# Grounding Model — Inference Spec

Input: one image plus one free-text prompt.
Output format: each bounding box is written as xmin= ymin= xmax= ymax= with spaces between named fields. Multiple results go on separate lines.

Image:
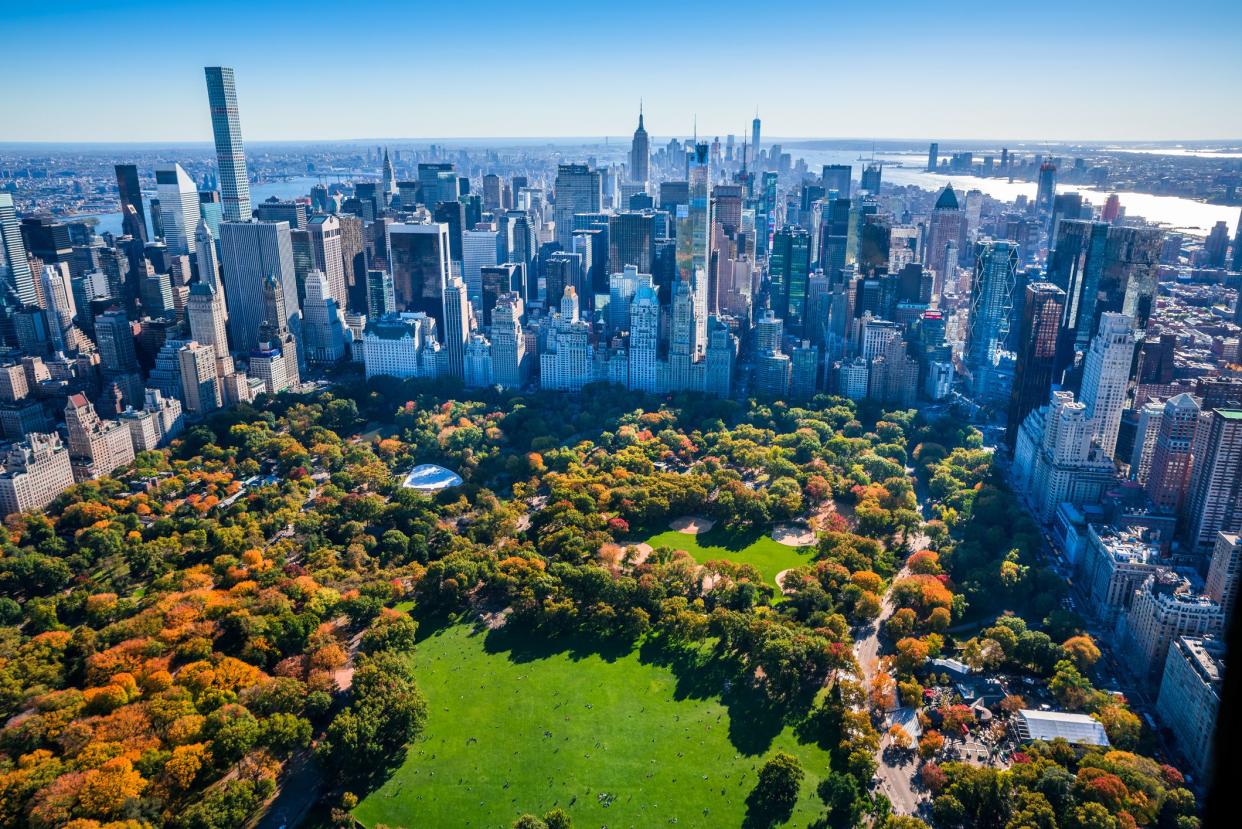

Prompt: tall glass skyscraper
xmin=204 ymin=66 xmax=252 ymax=222
xmin=0 ymin=194 xmax=37 ymax=308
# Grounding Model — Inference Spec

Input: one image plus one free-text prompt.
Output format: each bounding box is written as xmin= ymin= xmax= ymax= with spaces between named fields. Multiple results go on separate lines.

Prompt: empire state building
xmin=629 ymin=104 xmax=649 ymax=185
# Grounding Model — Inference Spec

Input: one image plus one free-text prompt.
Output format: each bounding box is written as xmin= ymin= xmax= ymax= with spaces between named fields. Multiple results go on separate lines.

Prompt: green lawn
xmin=354 ymin=624 xmax=836 ymax=829
xmin=641 ymin=526 xmax=816 ymax=591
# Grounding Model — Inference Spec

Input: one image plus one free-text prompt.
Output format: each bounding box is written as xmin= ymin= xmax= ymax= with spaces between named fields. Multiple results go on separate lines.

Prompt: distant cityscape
xmin=0 ymin=63 xmax=1240 ymax=823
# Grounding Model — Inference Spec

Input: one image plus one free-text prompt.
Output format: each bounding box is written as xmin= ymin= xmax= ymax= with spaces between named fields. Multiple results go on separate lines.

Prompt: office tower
xmin=178 ymin=342 xmax=222 ymax=416
xmin=1007 ymin=282 xmax=1066 ymax=447
xmin=381 ymin=149 xmax=397 ymax=203
xmin=366 ymin=269 xmax=395 ymax=319
xmin=95 ymin=309 xmax=140 ymax=375
xmin=433 ymin=201 xmax=465 ymax=265
xmin=1206 ymin=532 xmax=1241 ymax=623
xmin=1232 ymin=211 xmax=1242 ymax=271
xmin=608 ymin=211 xmax=655 ymax=277
xmin=630 ymin=105 xmax=649 ymax=184
xmin=255 ymin=199 xmax=307 ymax=230
xmin=965 ymin=239 xmax=1018 ymax=397
xmin=1202 ymin=221 xmax=1229 ymax=267
xmin=1012 ymin=391 xmax=1116 ymax=521
xmin=115 ymin=164 xmax=148 ymax=242
xmin=0 ymin=194 xmax=38 ymax=308
xmin=155 ymin=164 xmax=201 ymax=256
xmin=442 ymin=275 xmax=470 ymax=380
xmin=306 ymin=215 xmax=346 ymax=303
xmin=0 ymin=433 xmax=75 ymax=517
xmin=860 ymin=163 xmax=882 ymax=193
xmin=479 ymin=263 xmax=521 ymax=327
xmin=769 ymin=226 xmax=812 ymax=334
xmin=1183 ymin=409 xmax=1242 ymax=553
xmin=1048 ymin=219 xmax=1109 ymax=361
xmin=219 ymin=220 xmax=298 ymax=355
xmin=925 ymin=185 xmax=966 ymax=294
xmin=1145 ymin=393 xmax=1201 ymax=511
xmin=1036 ymin=162 xmax=1057 ymax=213
xmin=490 ymin=293 xmax=527 ymax=388
xmin=544 ymin=251 xmax=583 ymax=313
xmin=386 ymin=223 xmax=450 ymax=324
xmin=482 ymin=174 xmax=502 ymax=212
xmin=553 ymin=164 xmax=602 ymax=250
xmin=462 ymin=228 xmax=498 ymax=303
xmin=300 ymin=271 xmax=346 ymax=364
xmin=751 ymin=112 xmax=761 ymax=158
xmin=926 ymin=143 xmax=939 ymax=172
xmin=1078 ymin=312 xmax=1135 ymax=458
xmin=204 ymin=67 xmax=252 ymax=222
xmin=416 ymin=163 xmax=458 ymax=208
xmin=1155 ymin=636 xmax=1223 ymax=780
xmin=820 ymin=165 xmax=851 ymax=199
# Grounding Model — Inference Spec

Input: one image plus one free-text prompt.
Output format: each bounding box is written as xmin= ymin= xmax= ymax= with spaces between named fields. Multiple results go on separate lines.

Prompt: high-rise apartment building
xmin=965 ymin=239 xmax=1018 ymax=400
xmin=490 ymin=293 xmax=527 ymax=389
xmin=307 ymin=215 xmax=347 ymax=304
xmin=0 ymin=433 xmax=75 ymax=517
xmin=1146 ymin=393 xmax=1201 ymax=512
xmin=178 ymin=342 xmax=222 ymax=416
xmin=204 ymin=67 xmax=252 ymax=222
xmin=1183 ymin=409 xmax=1242 ymax=554
xmin=1205 ymin=532 xmax=1241 ymax=624
xmin=441 ymin=275 xmax=470 ymax=380
xmin=1079 ymin=312 xmax=1135 ymax=458
xmin=64 ymin=393 xmax=135 ymax=481
xmin=769 ymin=226 xmax=812 ymax=335
xmin=1155 ymin=636 xmax=1223 ymax=779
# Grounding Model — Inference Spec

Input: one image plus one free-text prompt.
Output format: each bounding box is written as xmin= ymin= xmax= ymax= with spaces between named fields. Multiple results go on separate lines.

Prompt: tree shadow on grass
xmin=638 ymin=636 xmax=797 ymax=757
xmin=480 ymin=622 xmax=639 ymax=665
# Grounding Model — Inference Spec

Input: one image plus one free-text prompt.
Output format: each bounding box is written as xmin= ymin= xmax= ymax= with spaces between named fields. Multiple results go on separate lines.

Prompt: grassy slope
xmin=354 ymin=624 xmax=835 ymax=829
xmin=642 ymin=526 xmax=816 ymax=591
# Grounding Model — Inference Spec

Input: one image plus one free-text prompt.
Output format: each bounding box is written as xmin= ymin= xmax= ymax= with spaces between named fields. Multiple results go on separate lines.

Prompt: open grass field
xmin=642 ymin=525 xmax=817 ymax=591
xmin=353 ymin=623 xmax=836 ymax=829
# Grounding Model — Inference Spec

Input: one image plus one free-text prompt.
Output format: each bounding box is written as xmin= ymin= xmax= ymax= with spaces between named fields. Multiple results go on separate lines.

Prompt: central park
xmin=0 ymin=377 xmax=1200 ymax=829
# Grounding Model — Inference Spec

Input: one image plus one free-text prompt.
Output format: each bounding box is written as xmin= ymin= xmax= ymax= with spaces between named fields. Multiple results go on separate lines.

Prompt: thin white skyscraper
xmin=155 ymin=163 xmax=201 ymax=256
xmin=442 ymin=275 xmax=470 ymax=380
xmin=1079 ymin=312 xmax=1135 ymax=459
xmin=204 ymin=67 xmax=252 ymax=222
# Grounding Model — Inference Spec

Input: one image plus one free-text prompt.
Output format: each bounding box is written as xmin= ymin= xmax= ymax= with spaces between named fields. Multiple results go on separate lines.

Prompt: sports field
xmin=353 ymin=623 xmax=836 ymax=828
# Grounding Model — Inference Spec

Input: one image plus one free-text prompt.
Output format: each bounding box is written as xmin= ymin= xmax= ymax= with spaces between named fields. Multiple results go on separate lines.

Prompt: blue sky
xmin=4 ymin=0 xmax=1240 ymax=142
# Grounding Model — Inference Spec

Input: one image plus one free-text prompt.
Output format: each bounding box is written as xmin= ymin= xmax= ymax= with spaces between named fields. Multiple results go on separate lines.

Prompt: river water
xmin=797 ymin=150 xmax=1241 ymax=237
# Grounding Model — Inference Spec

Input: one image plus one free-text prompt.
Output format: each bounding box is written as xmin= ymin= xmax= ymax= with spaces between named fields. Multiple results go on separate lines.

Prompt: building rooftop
xmin=1015 ymin=709 xmax=1110 ymax=747
xmin=401 ymin=463 xmax=463 ymax=492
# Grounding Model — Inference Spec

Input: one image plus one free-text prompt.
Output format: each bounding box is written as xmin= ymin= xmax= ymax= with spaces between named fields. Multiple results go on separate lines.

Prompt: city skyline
xmin=3 ymin=0 xmax=1241 ymax=143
